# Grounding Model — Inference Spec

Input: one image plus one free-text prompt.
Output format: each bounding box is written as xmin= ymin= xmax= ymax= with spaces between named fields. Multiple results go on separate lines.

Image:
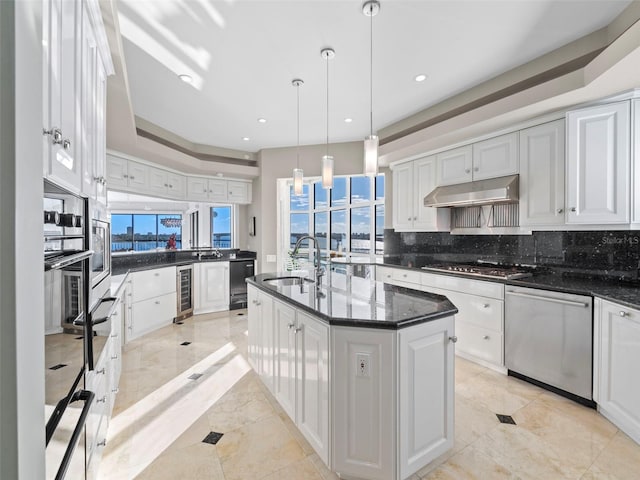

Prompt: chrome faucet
xmin=292 ymin=235 xmax=325 ymax=285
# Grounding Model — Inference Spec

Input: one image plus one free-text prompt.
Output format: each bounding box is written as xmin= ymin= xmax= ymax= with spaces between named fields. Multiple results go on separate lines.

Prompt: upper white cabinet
xmin=594 ymin=298 xmax=640 ymax=444
xmin=472 ymin=132 xmax=519 ymax=181
xmin=436 ymin=145 xmax=473 ymax=186
xmin=148 ymin=166 xmax=186 ymax=199
xmin=106 ymin=156 xmax=149 ymax=190
xmin=435 ymin=133 xmax=518 ymax=186
xmin=633 ymin=99 xmax=640 ymax=225
xmin=392 ymin=156 xmax=449 ymax=232
xmin=228 ymin=180 xmax=252 ymax=203
xmin=566 ymin=101 xmax=631 ymax=224
xmin=519 ymin=120 xmax=566 ymax=226
xmin=43 ymin=0 xmax=82 ymax=193
xmin=186 ymin=177 xmax=252 ymax=204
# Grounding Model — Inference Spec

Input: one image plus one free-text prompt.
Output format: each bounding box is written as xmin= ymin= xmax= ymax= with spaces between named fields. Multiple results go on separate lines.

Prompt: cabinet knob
xmin=413 ymin=216 xmax=417 ymax=220
xmin=449 ymin=336 xmax=458 ymax=343
xmin=294 ymin=327 xmax=303 ymax=333
xmin=123 ymin=174 xmax=129 ymax=179
xmin=62 ymin=139 xmax=71 ymax=150
xmin=465 ymin=169 xmax=470 ymax=174
xmin=110 ymin=333 xmax=118 ymax=338
xmin=97 ymin=368 xmax=106 ymax=375
xmin=474 ymin=167 xmax=479 ymax=172
xmin=571 ymin=207 xmax=576 ymax=212
xmin=288 ymin=323 xmax=295 ymax=329
xmin=130 ymin=175 xmax=135 ymax=180
xmin=97 ymin=439 xmax=107 ymax=447
xmin=619 ymin=311 xmax=628 ymax=317
xmin=483 ymin=335 xmax=490 ymax=340
xmin=407 ymin=217 xmax=411 ymax=221
xmin=255 ymin=301 xmax=261 ymax=306
xmin=112 ymin=388 xmax=119 ymax=394
xmin=403 ymin=274 xmax=407 ymax=278
xmin=164 ymin=183 xmax=168 ymax=187
xmin=557 ymin=208 xmax=563 ymax=214
xmin=43 ymin=127 xmax=63 ymax=145
xmin=111 ymin=354 xmax=118 ymax=360
xmin=169 ymin=184 xmax=173 ymax=188
xmin=155 ymin=300 xmax=160 ymax=305
xmin=252 ymin=299 xmax=257 ymax=305
xmin=482 ymin=303 xmax=489 ymax=309
xmin=154 ymin=273 xmax=160 ymax=276
xmin=97 ymin=395 xmax=107 ymax=403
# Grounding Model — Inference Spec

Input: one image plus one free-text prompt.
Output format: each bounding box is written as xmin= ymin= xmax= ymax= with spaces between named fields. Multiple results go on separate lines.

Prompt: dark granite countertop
xmin=247 ymin=265 xmax=458 ymax=330
xmin=111 ymin=249 xmax=257 ymax=276
xmin=381 ymin=259 xmax=640 ymax=310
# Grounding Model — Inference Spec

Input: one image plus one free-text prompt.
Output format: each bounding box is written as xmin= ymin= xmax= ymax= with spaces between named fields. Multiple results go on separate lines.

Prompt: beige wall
xmin=250 ymin=141 xmax=367 ymax=273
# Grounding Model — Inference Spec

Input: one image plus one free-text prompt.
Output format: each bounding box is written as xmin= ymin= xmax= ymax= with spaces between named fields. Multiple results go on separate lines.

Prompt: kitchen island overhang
xmin=246 ymin=264 xmax=458 ymax=480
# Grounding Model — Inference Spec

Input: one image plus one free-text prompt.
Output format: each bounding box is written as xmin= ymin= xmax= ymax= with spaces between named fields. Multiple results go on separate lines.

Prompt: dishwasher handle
xmin=505 ymin=290 xmax=589 ymax=308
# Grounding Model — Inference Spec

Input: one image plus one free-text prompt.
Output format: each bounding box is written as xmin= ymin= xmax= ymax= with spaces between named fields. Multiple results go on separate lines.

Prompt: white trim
xmin=86 ymin=0 xmax=115 ymax=75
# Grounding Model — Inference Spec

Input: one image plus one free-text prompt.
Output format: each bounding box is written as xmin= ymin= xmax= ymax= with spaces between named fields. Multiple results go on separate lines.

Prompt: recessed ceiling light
xmin=257 ymin=118 xmax=267 ymax=124
xmin=242 ymin=137 xmax=250 ymax=141
xmin=344 ymin=118 xmax=353 ymax=123
xmin=414 ymin=74 xmax=427 ymax=82
xmin=178 ymin=74 xmax=193 ymax=84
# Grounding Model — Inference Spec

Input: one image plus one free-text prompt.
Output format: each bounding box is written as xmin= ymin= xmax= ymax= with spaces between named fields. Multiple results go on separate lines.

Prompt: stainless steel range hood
xmin=424 ymin=174 xmax=519 ymax=208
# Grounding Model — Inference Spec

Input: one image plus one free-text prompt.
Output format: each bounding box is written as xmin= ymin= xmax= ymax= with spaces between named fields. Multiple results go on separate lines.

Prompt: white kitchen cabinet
xmin=148 ymin=166 xmax=186 ymax=199
xmin=632 ymin=99 xmax=640 ymax=225
xmin=392 ymin=156 xmax=449 ymax=232
xmin=519 ymin=120 xmax=566 ymax=226
xmin=273 ymin=299 xmax=298 ymax=420
xmin=194 ymin=262 xmax=229 ymax=314
xmin=186 ymin=176 xmax=252 ymax=203
xmin=398 ymin=316 xmax=455 ymax=479
xmin=131 ymin=266 xmax=175 ymax=303
xmin=43 ymin=0 xmax=82 ymax=193
xmin=594 ymin=298 xmax=640 ymax=444
xmin=296 ymin=310 xmax=330 ymax=464
xmin=566 ymin=101 xmax=630 ymax=224
xmin=247 ymin=285 xmax=275 ymax=391
xmin=208 ymin=179 xmax=228 ymax=202
xmin=472 ymin=132 xmax=518 ymax=181
xmin=186 ymin=176 xmax=209 ymax=200
xmin=105 ymin=156 xmax=150 ymax=191
xmin=228 ymin=180 xmax=252 ymax=203
xmin=436 ymin=145 xmax=473 ymax=186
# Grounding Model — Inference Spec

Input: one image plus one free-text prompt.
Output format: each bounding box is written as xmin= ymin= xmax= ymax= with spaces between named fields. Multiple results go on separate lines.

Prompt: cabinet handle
xmin=465 ymin=168 xmax=470 ymax=174
xmin=130 ymin=175 xmax=135 ymax=180
xmin=154 ymin=273 xmax=160 ymax=276
xmin=155 ymin=300 xmax=160 ymax=305
xmin=557 ymin=208 xmax=563 ymax=214
xmin=413 ymin=216 xmax=417 ymax=220
xmin=112 ymin=388 xmax=119 ymax=394
xmin=255 ymin=301 xmax=261 ymax=306
xmin=97 ymin=395 xmax=107 ymax=404
xmin=294 ymin=327 xmax=303 ymax=333
xmin=403 ymin=274 xmax=407 ymax=278
xmin=123 ymin=174 xmax=129 ymax=179
xmin=62 ymin=139 xmax=71 ymax=150
xmin=164 ymin=183 xmax=168 ymax=187
xmin=619 ymin=311 xmax=628 ymax=317
xmin=483 ymin=335 xmax=490 ymax=340
xmin=386 ymin=274 xmax=391 ymax=278
xmin=110 ymin=333 xmax=118 ymax=338
xmin=97 ymin=368 xmax=106 ymax=375
xmin=449 ymin=336 xmax=458 ymax=343
xmin=111 ymin=354 xmax=118 ymax=360
xmin=474 ymin=167 xmax=479 ymax=172
xmin=482 ymin=303 xmax=489 ymax=309
xmin=252 ymin=299 xmax=257 ymax=305
xmin=43 ymin=127 xmax=63 ymax=145
xmin=288 ymin=323 xmax=295 ymax=329
xmin=97 ymin=439 xmax=107 ymax=447
xmin=169 ymin=184 xmax=173 ymax=188
xmin=407 ymin=217 xmax=411 ymax=221
xmin=571 ymin=207 xmax=576 ymax=212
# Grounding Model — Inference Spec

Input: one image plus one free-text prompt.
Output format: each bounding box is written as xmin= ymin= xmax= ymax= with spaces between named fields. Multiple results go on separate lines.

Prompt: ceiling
xmin=118 ymin=0 xmax=632 ymax=154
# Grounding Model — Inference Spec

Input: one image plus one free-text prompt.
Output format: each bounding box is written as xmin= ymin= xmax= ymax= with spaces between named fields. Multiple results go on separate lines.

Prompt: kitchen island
xmin=247 ymin=264 xmax=458 ymax=480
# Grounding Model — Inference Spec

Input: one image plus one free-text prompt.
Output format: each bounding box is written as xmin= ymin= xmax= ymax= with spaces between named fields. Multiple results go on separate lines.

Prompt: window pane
xmin=290 ymin=184 xmax=310 ymax=211
xmin=158 ymin=214 xmax=182 ymax=249
xmin=330 ymin=210 xmax=346 ymax=251
xmin=290 ymin=213 xmax=309 ymax=249
xmin=314 ymin=212 xmax=328 ymax=251
xmin=331 ymin=177 xmax=347 ymax=207
xmin=375 ymin=204 xmax=385 ymax=254
xmin=111 ymin=214 xmax=133 ymax=252
xmin=375 ymin=175 xmax=385 ymax=200
xmin=212 ymin=206 xmax=232 ymax=248
xmin=350 ymin=176 xmax=370 ymax=203
xmin=350 ymin=207 xmax=370 ymax=254
xmin=133 ymin=214 xmax=158 ymax=251
xmin=314 ymin=181 xmax=328 ymax=209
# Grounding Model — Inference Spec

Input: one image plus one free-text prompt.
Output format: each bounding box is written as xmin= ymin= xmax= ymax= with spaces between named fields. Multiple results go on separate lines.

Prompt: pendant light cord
xmin=369 ymin=3 xmax=373 ymax=137
xmin=326 ymin=55 xmax=330 ymax=157
xmin=296 ymin=83 xmax=300 ymax=169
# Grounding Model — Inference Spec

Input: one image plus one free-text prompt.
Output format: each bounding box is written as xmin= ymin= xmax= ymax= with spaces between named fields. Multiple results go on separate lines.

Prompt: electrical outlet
xmin=356 ymin=353 xmax=370 ymax=378
xmin=266 ymin=254 xmax=277 ymax=263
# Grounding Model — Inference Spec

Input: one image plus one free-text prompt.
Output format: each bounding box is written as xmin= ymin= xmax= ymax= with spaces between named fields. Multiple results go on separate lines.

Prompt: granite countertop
xmin=247 ymin=265 xmax=458 ymax=330
xmin=382 ymin=259 xmax=640 ymax=310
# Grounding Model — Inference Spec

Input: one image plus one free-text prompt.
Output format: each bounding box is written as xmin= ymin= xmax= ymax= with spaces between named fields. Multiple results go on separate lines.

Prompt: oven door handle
xmin=89 ymin=296 xmax=119 ymax=325
xmin=505 ymin=290 xmax=589 ymax=308
xmin=54 ymin=389 xmax=95 ymax=480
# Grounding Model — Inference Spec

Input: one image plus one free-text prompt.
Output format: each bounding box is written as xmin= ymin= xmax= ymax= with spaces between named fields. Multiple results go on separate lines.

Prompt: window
xmin=282 ymin=174 xmax=385 ymax=263
xmin=111 ymin=213 xmax=182 ymax=252
xmin=211 ymin=206 xmax=233 ymax=248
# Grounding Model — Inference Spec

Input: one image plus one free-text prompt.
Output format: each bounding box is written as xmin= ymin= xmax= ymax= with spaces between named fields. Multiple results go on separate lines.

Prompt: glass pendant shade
xmin=321 ymin=155 xmax=334 ymax=188
xmin=363 ymin=134 xmax=379 ymax=176
xmin=293 ymin=167 xmax=304 ymax=195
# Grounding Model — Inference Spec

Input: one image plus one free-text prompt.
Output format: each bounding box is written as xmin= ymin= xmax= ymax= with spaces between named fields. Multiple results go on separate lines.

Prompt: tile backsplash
xmin=384 ymin=230 xmax=640 ymax=281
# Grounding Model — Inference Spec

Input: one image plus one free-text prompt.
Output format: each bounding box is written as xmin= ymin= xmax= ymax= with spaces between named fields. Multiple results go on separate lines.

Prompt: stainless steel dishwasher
xmin=505 ymin=285 xmax=593 ymax=404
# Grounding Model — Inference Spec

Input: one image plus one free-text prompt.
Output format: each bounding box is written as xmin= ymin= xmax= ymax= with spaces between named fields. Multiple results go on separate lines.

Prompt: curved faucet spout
xmin=292 ymin=235 xmax=325 ymax=284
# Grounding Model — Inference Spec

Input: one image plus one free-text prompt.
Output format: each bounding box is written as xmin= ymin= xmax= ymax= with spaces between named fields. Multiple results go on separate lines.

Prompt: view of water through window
xmin=112 ymin=214 xmax=182 ymax=252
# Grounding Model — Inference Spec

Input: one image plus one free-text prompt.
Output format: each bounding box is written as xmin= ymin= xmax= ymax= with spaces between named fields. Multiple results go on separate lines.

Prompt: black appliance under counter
xmin=247 ymin=265 xmax=457 ymax=330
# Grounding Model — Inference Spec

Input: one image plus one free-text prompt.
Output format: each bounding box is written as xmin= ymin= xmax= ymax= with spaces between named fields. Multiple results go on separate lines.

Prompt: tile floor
xmin=98 ymin=310 xmax=640 ymax=480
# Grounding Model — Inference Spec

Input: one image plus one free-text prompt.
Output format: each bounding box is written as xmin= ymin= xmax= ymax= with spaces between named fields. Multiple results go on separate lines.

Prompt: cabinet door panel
xmin=259 ymin=294 xmax=275 ymax=391
xmin=392 ymin=162 xmax=414 ymax=230
xmin=519 ymin=120 xmax=565 ymax=226
xmin=131 ymin=266 xmax=176 ymax=303
xmin=296 ymin=312 xmax=329 ymax=464
xmin=472 ymin=133 xmax=518 ymax=181
xmin=147 ymin=167 xmax=169 ymax=196
xmin=414 ymin=156 xmax=449 ymax=231
xmin=208 ymin=179 xmax=228 ymax=202
xmin=167 ymin=173 xmax=186 ymax=199
xmin=130 ymin=292 xmax=176 ymax=341
xmin=106 ymin=155 xmax=129 ymax=188
xmin=194 ymin=262 xmax=229 ymax=313
xmin=228 ymin=181 xmax=251 ymax=204
xmin=632 ymin=99 xmax=640 ymax=225
xmin=187 ymin=177 xmax=209 ymax=201
xmin=247 ymin=286 xmax=261 ymax=372
xmin=274 ymin=300 xmax=297 ymax=420
xmin=436 ymin=145 xmax=473 ymax=186
xmin=127 ymin=162 xmax=149 ymax=190
xmin=566 ymin=102 xmax=630 ymax=224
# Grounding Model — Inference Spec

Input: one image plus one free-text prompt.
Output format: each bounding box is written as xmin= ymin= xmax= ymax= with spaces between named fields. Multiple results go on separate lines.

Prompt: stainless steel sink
xmin=263 ymin=276 xmax=315 ymax=286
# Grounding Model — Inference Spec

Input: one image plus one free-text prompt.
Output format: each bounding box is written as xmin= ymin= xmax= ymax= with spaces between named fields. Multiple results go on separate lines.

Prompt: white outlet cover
xmin=356 ymin=353 xmax=370 ymax=378
xmin=266 ymin=254 xmax=277 ymax=263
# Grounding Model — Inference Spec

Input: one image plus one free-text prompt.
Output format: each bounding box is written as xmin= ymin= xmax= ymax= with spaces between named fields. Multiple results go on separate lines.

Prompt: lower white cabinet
xmin=194 ymin=262 xmax=229 ymax=314
xmin=247 ymin=285 xmax=275 ymax=391
xmin=594 ymin=298 xmax=640 ymax=444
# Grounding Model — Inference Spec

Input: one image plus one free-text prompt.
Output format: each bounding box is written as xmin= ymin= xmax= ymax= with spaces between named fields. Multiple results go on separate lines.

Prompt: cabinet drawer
xmin=391 ymin=268 xmax=422 ymax=286
xmin=456 ymin=321 xmax=503 ymax=366
xmin=421 ymin=272 xmax=504 ymax=300
xmin=447 ymin=291 xmax=503 ymax=332
xmin=131 ymin=292 xmax=177 ymax=340
xmin=131 ymin=266 xmax=176 ymax=302
xmin=376 ymin=266 xmax=394 ymax=283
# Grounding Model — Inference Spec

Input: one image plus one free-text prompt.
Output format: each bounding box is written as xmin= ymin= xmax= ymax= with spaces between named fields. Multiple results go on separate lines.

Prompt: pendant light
xmin=292 ymin=78 xmax=304 ymax=195
xmin=363 ymin=0 xmax=380 ymax=176
xmin=321 ymin=48 xmax=335 ymax=189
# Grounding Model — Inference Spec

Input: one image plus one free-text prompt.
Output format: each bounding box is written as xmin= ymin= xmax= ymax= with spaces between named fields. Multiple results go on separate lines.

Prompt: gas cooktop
xmin=421 ymin=264 xmax=533 ymax=280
